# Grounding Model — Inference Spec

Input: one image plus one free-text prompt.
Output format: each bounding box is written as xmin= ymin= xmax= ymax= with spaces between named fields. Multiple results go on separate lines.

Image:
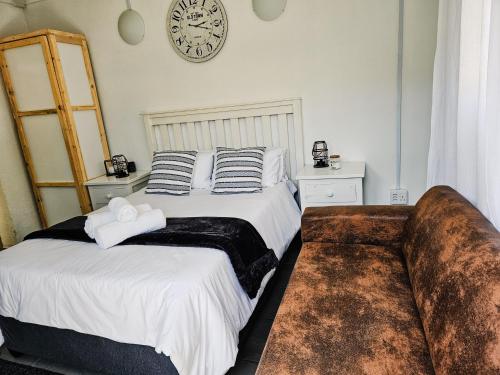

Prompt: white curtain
xmin=428 ymin=0 xmax=500 ymax=229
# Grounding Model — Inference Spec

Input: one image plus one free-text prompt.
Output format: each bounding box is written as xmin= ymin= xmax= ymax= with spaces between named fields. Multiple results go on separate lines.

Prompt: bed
xmin=0 ymin=99 xmax=305 ymax=375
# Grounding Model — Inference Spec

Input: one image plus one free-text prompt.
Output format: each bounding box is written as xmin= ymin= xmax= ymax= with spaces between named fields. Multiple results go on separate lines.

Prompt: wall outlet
xmin=390 ymin=189 xmax=408 ymax=205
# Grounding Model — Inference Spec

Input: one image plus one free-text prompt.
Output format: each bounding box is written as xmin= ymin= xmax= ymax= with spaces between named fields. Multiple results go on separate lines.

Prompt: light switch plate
xmin=390 ymin=189 xmax=408 ymax=205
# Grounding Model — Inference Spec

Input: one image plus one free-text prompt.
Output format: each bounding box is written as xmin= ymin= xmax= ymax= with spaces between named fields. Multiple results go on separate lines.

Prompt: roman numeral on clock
xmin=172 ymin=9 xmax=181 ymax=22
xmin=178 ymin=0 xmax=187 ymax=11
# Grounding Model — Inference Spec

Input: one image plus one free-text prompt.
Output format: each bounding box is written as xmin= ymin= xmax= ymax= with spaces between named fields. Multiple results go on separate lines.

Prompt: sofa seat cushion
xmin=258 ymin=242 xmax=433 ymax=375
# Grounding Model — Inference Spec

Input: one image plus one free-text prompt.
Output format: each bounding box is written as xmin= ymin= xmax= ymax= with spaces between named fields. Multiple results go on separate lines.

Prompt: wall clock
xmin=167 ymin=0 xmax=228 ymax=63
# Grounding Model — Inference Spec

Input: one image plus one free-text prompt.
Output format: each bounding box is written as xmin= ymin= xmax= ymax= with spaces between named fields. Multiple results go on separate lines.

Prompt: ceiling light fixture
xmin=252 ymin=0 xmax=287 ymax=22
xmin=118 ymin=0 xmax=145 ymax=45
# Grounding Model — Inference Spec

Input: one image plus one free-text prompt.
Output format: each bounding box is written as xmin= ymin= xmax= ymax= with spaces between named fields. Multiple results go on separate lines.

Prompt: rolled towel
xmin=85 ymin=204 xmax=153 ymax=239
xmin=84 ymin=211 xmax=114 ymax=239
xmin=134 ymin=203 xmax=153 ymax=215
xmin=94 ymin=209 xmax=166 ymax=249
xmin=109 ymin=197 xmax=138 ymax=222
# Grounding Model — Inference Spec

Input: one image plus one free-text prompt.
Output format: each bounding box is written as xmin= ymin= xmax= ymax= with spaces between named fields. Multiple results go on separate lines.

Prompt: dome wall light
xmin=252 ymin=0 xmax=287 ymax=21
xmin=118 ymin=0 xmax=145 ymax=45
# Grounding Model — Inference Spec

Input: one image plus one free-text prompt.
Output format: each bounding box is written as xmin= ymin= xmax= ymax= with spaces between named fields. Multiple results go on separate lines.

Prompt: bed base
xmin=0 ymin=316 xmax=178 ymax=375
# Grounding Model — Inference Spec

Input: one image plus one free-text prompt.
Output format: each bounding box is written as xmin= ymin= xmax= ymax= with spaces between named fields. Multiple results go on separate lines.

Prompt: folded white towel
xmin=84 ymin=211 xmax=114 ymax=239
xmin=135 ymin=204 xmax=153 ymax=214
xmin=94 ymin=209 xmax=166 ymax=249
xmin=84 ymin=204 xmax=152 ymax=239
xmin=109 ymin=197 xmax=138 ymax=222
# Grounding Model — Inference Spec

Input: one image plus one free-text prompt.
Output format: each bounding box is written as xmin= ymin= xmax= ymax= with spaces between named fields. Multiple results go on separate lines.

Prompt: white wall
xmin=0 ymin=1 xmax=40 ymax=243
xmin=19 ymin=0 xmax=438 ymax=204
xmin=401 ymin=0 xmax=438 ymax=203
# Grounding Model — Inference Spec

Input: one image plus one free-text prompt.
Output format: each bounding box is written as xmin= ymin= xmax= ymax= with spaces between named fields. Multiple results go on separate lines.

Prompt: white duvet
xmin=0 ymin=182 xmax=301 ymax=375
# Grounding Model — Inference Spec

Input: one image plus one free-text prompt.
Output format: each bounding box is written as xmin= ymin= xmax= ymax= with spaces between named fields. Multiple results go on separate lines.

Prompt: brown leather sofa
xmin=257 ymin=186 xmax=499 ymax=374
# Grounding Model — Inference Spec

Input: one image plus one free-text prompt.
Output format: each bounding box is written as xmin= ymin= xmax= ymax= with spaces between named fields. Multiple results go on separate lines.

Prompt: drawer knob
xmin=106 ymin=192 xmax=114 ymax=199
xmin=327 ymin=192 xmax=335 ymax=198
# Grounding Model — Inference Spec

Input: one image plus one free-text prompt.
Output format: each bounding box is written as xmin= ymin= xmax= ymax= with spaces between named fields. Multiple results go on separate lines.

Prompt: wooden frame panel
xmin=18 ymin=108 xmax=58 ymax=116
xmin=80 ymin=39 xmax=110 ymax=160
xmin=0 ymin=29 xmax=112 ymax=225
xmin=47 ymin=36 xmax=90 ymax=188
xmin=44 ymin=35 xmax=92 ymax=214
xmin=0 ymin=29 xmax=85 ymax=44
xmin=142 ymin=99 xmax=305 ymax=182
xmin=0 ymin=37 xmax=48 ymax=227
xmin=47 ymin=33 xmax=111 ymax=213
xmin=37 ymin=182 xmax=76 ymax=187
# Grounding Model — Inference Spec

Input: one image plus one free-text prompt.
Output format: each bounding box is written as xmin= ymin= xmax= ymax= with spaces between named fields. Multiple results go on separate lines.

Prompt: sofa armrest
xmin=301 ymin=205 xmax=414 ymax=246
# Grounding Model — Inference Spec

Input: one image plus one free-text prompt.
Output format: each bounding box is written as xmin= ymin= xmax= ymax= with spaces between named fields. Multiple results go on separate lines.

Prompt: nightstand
xmin=84 ymin=171 xmax=150 ymax=210
xmin=296 ymin=162 xmax=365 ymax=212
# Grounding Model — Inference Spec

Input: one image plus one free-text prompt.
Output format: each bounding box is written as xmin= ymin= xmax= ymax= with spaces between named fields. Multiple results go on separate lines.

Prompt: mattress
xmin=0 ymin=182 xmax=301 ymax=375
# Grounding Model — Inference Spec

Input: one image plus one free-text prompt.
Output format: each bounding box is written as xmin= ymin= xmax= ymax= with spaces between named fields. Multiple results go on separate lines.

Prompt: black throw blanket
xmin=25 ymin=216 xmax=278 ymax=298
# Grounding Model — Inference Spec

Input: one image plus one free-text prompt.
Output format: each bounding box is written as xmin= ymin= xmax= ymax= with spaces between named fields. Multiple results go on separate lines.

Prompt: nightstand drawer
xmin=296 ymin=163 xmax=365 ymax=212
xmin=302 ymin=180 xmax=358 ymax=204
xmin=84 ymin=171 xmax=150 ymax=211
xmin=88 ymin=186 xmax=130 ymax=205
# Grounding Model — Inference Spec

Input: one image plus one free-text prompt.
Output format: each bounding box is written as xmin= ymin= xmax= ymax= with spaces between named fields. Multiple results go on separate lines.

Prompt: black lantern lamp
xmin=312 ymin=141 xmax=329 ymax=168
xmin=112 ymin=154 xmax=129 ymax=178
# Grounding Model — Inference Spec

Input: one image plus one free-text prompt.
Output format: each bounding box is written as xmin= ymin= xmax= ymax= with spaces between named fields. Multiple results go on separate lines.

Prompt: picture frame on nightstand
xmin=104 ymin=160 xmax=115 ymax=176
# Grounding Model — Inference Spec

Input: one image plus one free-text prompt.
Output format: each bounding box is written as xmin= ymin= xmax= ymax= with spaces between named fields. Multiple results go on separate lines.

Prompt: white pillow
xmin=192 ymin=151 xmax=214 ymax=189
xmin=262 ymin=148 xmax=285 ymax=187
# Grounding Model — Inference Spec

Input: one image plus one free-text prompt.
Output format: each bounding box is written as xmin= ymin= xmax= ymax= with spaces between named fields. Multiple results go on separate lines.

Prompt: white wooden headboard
xmin=142 ymin=99 xmax=305 ymax=181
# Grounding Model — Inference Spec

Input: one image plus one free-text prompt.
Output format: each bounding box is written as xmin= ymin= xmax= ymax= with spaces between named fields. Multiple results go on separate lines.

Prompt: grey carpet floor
xmin=0 ymin=358 xmax=60 ymax=374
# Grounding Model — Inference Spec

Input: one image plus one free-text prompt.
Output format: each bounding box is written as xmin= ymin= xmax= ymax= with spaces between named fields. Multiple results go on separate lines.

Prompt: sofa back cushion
xmin=402 ymin=186 xmax=500 ymax=374
xmin=302 ymin=205 xmax=413 ymax=247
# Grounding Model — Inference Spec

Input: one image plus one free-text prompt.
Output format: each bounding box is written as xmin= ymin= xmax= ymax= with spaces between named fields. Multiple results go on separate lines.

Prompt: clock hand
xmin=189 ymin=24 xmax=210 ymax=30
xmin=189 ymin=21 xmax=207 ymax=27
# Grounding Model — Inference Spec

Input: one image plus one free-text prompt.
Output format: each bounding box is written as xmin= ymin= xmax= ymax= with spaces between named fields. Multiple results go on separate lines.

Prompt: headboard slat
xmin=200 ymin=121 xmax=211 ymax=150
xmin=223 ymin=119 xmax=232 ymax=148
xmin=142 ymin=99 xmax=304 ymax=181
xmin=215 ymin=119 xmax=225 ymax=147
xmin=246 ymin=117 xmax=257 ymax=146
xmin=230 ymin=118 xmax=241 ymax=148
xmin=186 ymin=122 xmax=197 ymax=150
xmin=278 ymin=114 xmax=288 ymax=149
xmin=261 ymin=115 xmax=273 ymax=147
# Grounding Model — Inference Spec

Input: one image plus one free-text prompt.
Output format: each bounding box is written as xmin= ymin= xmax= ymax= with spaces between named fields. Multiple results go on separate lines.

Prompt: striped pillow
xmin=212 ymin=147 xmax=266 ymax=194
xmin=145 ymin=151 xmax=198 ymax=195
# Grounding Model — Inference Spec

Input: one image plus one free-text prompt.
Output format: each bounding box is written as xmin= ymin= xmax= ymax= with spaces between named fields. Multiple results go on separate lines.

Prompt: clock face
xmin=167 ymin=0 xmax=228 ymax=63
